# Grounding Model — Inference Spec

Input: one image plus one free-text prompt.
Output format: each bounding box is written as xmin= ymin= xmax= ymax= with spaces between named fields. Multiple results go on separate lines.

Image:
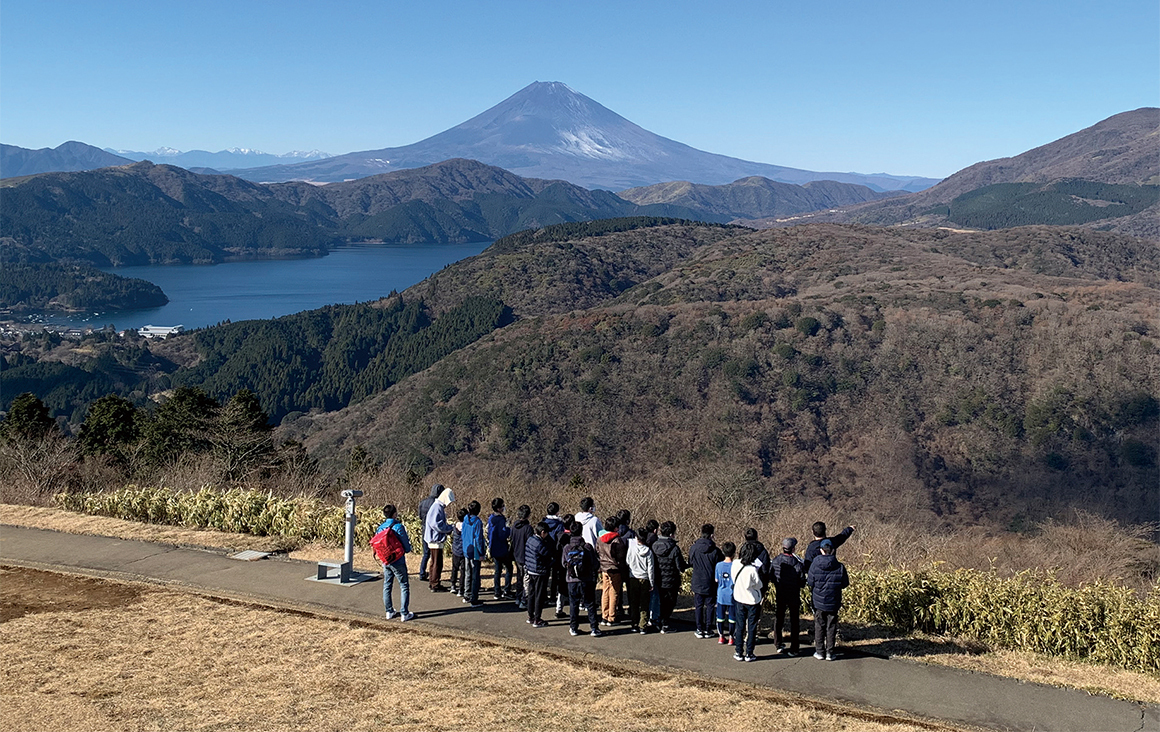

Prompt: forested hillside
xmin=0 ymin=159 xmax=721 ymax=265
xmin=0 ymin=262 xmax=168 ymax=311
xmin=289 ymin=223 xmax=1160 ymax=527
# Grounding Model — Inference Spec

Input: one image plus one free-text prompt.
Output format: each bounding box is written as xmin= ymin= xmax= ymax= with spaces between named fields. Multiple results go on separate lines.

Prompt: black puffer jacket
xmin=652 ymin=537 xmax=689 ymax=590
xmin=687 ymin=537 xmax=724 ymax=596
xmin=806 ymin=554 xmax=849 ymax=612
xmin=770 ymin=551 xmax=805 ymax=599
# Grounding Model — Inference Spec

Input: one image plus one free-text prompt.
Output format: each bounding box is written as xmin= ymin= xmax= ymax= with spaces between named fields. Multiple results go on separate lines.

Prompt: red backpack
xmin=371 ymin=524 xmax=406 ymax=565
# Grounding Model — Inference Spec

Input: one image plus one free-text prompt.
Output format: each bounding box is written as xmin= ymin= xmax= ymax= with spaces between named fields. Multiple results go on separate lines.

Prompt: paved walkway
xmin=2 ymin=525 xmax=1156 ymax=732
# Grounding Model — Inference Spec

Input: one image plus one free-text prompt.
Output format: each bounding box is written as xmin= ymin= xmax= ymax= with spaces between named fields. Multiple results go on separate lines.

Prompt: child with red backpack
xmin=373 ymin=504 xmax=414 ymax=621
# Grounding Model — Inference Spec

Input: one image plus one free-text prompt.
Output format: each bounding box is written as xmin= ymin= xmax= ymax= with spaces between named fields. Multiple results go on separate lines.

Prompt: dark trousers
xmin=493 ymin=556 xmax=513 ymax=597
xmin=449 ymin=554 xmax=465 ymax=592
xmin=693 ymin=592 xmax=715 ymax=634
xmin=815 ymin=609 xmax=839 ymax=654
xmin=568 ymin=580 xmax=599 ymax=632
xmin=736 ymin=601 xmax=761 ymax=657
xmin=526 ymin=572 xmax=548 ymax=622
xmin=626 ymin=576 xmax=651 ymax=629
xmin=466 ymin=558 xmax=482 ymax=603
xmin=426 ymin=546 xmax=444 ymax=590
xmin=658 ymin=587 xmax=679 ymax=628
xmin=419 ymin=543 xmax=431 ymax=580
xmin=775 ymin=594 xmax=800 ymax=651
xmin=514 ymin=562 xmax=526 ymax=602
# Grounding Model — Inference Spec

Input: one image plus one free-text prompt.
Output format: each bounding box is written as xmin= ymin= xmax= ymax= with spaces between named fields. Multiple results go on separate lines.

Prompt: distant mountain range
xmin=0 ymin=141 xmax=132 ymax=178
xmin=105 ymin=147 xmax=333 ymax=171
xmin=231 ymin=82 xmax=941 ymax=192
xmin=0 ymin=159 xmax=721 ymax=265
xmin=764 ymin=108 xmax=1160 ymax=239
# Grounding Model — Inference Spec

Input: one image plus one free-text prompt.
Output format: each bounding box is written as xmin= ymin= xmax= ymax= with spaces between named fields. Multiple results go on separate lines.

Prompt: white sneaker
xmin=385 ymin=611 xmax=396 ymax=620
xmin=400 ymin=612 xmax=415 ymax=622
xmin=813 ymin=651 xmax=825 ymax=660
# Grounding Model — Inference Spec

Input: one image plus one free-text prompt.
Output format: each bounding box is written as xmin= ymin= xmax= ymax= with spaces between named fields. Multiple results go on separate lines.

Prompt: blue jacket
xmin=806 ymin=554 xmax=849 ymax=612
xmin=525 ymin=534 xmax=553 ymax=575
xmin=487 ymin=513 xmax=511 ymax=558
xmin=715 ymin=560 xmax=735 ymax=606
xmin=374 ymin=518 xmax=413 ymax=555
xmin=461 ymin=515 xmax=486 ymax=560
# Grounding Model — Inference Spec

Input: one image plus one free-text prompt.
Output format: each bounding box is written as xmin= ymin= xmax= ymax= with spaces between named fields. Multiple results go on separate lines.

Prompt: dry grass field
xmin=0 ymin=567 xmax=959 ymax=732
xmin=4 ymin=503 xmax=1158 ymax=706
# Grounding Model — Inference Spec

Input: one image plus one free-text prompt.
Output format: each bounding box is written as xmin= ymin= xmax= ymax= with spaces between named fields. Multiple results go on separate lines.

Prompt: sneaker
xmin=659 ymin=625 xmax=669 ymax=634
xmin=430 ymin=585 xmax=449 ymax=593
xmin=813 ymin=652 xmax=825 ymax=660
xmin=775 ymin=645 xmax=786 ymax=654
xmin=826 ymin=653 xmax=836 ymax=661
xmin=784 ymin=649 xmax=797 ymax=657
xmin=693 ymin=630 xmax=705 ymax=638
xmin=570 ymin=628 xmax=580 ymax=636
xmin=745 ymin=655 xmax=757 ymax=663
xmin=469 ymin=601 xmax=484 ymax=607
xmin=733 ymin=652 xmax=745 ymax=662
xmin=400 ymin=611 xmax=415 ymax=622
xmin=717 ymin=636 xmax=727 ymax=645
xmin=630 ymin=625 xmax=640 ymax=633
xmin=531 ymin=620 xmax=549 ymax=629
xmin=590 ymin=629 xmax=604 ymax=638
xmin=463 ymin=597 xmax=472 ymax=604
xmin=638 ymin=626 xmax=648 ymax=635
xmin=517 ymin=602 xmax=526 ymax=610
xmin=555 ymin=610 xmax=568 ymax=619
xmin=728 ymin=637 xmax=735 ymax=646
xmin=384 ymin=610 xmax=396 ymax=620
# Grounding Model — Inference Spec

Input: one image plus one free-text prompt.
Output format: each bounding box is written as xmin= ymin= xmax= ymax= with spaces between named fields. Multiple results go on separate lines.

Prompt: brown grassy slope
xmin=289 ymin=224 xmax=1160 ymax=528
xmin=0 ymin=568 xmax=956 ymax=732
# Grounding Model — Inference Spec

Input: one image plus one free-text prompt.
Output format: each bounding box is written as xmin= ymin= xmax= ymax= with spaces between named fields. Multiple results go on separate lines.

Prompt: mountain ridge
xmin=759 ymin=108 xmax=1160 ymax=239
xmin=232 ymin=82 xmax=940 ymax=192
xmin=1 ymin=141 xmax=133 ymax=178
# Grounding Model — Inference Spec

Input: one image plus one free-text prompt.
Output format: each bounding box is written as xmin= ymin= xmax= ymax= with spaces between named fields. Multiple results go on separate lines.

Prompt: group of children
xmin=377 ymin=487 xmax=855 ymax=661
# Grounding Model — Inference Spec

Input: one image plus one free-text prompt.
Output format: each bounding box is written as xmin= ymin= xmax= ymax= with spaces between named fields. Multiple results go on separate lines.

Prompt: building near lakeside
xmin=138 ymin=324 xmax=184 ymax=339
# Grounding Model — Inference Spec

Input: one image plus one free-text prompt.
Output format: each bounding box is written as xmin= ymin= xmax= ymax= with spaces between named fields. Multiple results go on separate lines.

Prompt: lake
xmin=43 ymin=241 xmax=492 ymax=331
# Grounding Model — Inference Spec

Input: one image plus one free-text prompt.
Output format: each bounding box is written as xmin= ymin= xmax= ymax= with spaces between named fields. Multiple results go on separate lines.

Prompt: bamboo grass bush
xmin=55 ymin=485 xmax=424 ymax=553
xmin=831 ymin=565 xmax=1160 ymax=674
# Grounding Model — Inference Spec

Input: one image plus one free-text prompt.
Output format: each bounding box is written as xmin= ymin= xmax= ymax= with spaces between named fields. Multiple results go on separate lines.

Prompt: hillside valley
xmin=272 ymin=221 xmax=1160 ymax=529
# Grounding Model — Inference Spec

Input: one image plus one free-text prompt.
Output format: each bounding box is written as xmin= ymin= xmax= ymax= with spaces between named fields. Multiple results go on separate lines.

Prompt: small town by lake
xmin=33 ymin=241 xmax=492 ymax=332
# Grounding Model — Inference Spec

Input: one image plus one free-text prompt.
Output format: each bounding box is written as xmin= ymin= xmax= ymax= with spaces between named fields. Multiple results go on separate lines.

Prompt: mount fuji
xmin=234 ymin=82 xmax=938 ymax=192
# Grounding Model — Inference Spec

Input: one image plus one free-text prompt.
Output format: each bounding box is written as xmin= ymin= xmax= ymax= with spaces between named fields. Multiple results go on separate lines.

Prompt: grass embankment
xmin=0 ymin=567 xmax=955 ymax=732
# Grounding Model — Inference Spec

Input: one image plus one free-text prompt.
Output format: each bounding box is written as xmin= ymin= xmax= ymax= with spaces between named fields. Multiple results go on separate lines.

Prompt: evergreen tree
xmin=78 ymin=394 xmax=140 ymax=462
xmin=142 ymin=387 xmax=219 ymax=466
xmin=1 ymin=392 xmax=56 ymax=442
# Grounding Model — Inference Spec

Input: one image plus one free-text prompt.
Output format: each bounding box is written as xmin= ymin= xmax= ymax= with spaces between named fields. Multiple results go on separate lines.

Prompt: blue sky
xmin=1 ymin=0 xmax=1155 ymax=179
